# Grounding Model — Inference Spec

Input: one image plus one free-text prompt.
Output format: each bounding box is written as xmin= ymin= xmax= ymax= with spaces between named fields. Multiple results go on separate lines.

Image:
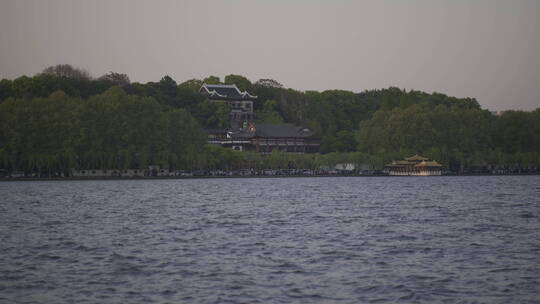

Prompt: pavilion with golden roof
xmin=385 ymin=154 xmax=443 ymax=176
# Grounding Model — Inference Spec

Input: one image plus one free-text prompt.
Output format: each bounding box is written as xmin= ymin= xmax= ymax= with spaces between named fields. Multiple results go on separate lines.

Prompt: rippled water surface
xmin=1 ymin=176 xmax=540 ymax=303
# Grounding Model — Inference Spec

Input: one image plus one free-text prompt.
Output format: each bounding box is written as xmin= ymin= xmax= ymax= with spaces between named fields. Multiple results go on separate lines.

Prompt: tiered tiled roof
xmin=405 ymin=154 xmax=430 ymax=161
xmin=252 ymin=124 xmax=314 ymax=138
xmin=199 ymin=84 xmax=258 ymax=101
xmin=414 ymin=160 xmax=442 ymax=167
xmin=386 ymin=155 xmax=441 ymax=168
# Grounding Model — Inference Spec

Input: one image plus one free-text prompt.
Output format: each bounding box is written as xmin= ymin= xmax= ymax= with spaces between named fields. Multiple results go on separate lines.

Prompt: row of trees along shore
xmin=1 ymin=64 xmax=539 ymax=176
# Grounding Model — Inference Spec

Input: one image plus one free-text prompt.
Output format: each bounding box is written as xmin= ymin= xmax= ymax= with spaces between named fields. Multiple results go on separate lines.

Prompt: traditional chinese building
xmin=200 ymin=83 xmax=320 ymax=153
xmin=199 ymin=83 xmax=257 ymax=128
xmin=208 ymin=123 xmax=320 ymax=153
xmin=385 ymin=154 xmax=443 ymax=176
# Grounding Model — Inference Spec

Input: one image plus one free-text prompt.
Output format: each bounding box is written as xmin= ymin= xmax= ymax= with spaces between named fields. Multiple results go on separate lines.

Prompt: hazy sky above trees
xmin=0 ymin=0 xmax=539 ymax=111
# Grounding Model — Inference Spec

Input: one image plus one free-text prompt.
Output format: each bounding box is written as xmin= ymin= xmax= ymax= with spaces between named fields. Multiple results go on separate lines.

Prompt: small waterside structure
xmin=385 ymin=155 xmax=443 ymax=176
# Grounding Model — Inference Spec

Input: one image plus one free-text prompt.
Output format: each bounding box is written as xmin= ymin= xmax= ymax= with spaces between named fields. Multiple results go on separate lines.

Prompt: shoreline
xmin=1 ymin=173 xmax=539 ymax=182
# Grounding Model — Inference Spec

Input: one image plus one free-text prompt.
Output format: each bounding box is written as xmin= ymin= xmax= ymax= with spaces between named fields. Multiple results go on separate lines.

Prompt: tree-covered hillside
xmin=1 ymin=64 xmax=539 ymax=175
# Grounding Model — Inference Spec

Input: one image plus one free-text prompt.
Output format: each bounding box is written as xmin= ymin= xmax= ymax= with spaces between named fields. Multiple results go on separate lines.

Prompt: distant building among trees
xmin=208 ymin=123 xmax=320 ymax=153
xmin=199 ymin=83 xmax=257 ymax=129
xmin=1 ymin=66 xmax=538 ymax=176
xmin=200 ymin=83 xmax=320 ymax=153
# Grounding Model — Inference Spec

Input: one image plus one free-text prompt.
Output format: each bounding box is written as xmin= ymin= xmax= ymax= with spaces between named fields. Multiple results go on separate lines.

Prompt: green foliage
xmin=98 ymin=72 xmax=130 ymax=87
xmin=178 ymin=79 xmax=203 ymax=92
xmin=255 ymin=100 xmax=284 ymax=124
xmin=494 ymin=110 xmax=540 ymax=154
xmin=224 ymin=74 xmax=252 ymax=91
xmin=167 ymin=109 xmax=207 ymax=169
xmin=1 ymin=68 xmax=539 ymax=174
xmin=191 ymin=100 xmax=231 ymax=129
xmin=321 ymin=130 xmax=358 ymax=153
xmin=74 ymin=87 xmax=172 ymax=169
xmin=0 ymin=79 xmax=14 ymax=102
xmin=203 ymin=76 xmax=221 ymax=85
xmin=41 ymin=64 xmax=91 ymax=80
xmin=0 ymin=87 xmax=206 ymax=174
xmin=355 ymin=103 xmax=540 ymax=172
xmin=0 ymin=91 xmax=79 ymax=175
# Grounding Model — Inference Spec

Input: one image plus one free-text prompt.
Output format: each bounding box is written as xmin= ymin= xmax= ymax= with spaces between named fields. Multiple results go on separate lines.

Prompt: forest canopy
xmin=0 ymin=64 xmax=539 ymax=175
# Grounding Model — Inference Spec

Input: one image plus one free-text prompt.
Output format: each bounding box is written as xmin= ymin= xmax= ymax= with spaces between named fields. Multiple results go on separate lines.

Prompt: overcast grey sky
xmin=1 ymin=0 xmax=539 ymax=111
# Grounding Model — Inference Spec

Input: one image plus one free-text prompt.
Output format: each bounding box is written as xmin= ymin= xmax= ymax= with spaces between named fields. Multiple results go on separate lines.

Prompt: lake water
xmin=1 ymin=176 xmax=540 ymax=303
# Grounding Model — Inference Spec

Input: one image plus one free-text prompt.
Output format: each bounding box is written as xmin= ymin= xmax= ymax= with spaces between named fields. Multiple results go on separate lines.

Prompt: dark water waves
xmin=1 ymin=176 xmax=540 ymax=303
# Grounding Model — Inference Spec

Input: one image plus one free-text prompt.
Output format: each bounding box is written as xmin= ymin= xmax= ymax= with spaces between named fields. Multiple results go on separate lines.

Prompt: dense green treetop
xmin=0 ymin=65 xmax=539 ymax=173
xmin=224 ymin=74 xmax=251 ymax=91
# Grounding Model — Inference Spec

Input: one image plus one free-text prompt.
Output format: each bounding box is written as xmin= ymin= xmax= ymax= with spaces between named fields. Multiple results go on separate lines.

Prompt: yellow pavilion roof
xmin=405 ymin=154 xmax=430 ymax=161
xmin=414 ymin=160 xmax=442 ymax=167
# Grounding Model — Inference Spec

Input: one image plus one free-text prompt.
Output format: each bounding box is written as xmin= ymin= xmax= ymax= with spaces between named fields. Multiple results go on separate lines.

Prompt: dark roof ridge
xmin=200 ymin=83 xmax=258 ymax=100
xmin=252 ymin=123 xmax=314 ymax=138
